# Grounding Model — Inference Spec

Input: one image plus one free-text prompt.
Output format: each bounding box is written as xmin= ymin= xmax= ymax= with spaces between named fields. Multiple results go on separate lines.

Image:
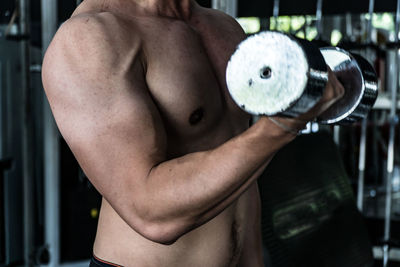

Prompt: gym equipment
xmin=0 ymin=158 xmax=12 ymax=264
xmin=318 ymin=47 xmax=378 ymax=124
xmin=383 ymin=0 xmax=400 ymax=265
xmin=226 ymin=31 xmax=379 ymax=125
xmin=258 ymin=132 xmax=374 ymax=267
xmin=311 ymin=0 xmax=331 ymax=48
xmin=272 ymin=0 xmax=279 ymax=30
xmin=356 ymin=0 xmax=376 ymax=217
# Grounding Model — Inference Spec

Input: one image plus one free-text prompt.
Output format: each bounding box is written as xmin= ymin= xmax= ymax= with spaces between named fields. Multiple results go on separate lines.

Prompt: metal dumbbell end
xmin=226 ymin=31 xmax=328 ymax=117
xmin=226 ymin=31 xmax=379 ymax=124
xmin=318 ymin=48 xmax=378 ymax=124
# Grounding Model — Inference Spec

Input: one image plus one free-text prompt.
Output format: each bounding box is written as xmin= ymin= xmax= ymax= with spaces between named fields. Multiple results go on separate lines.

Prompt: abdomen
xmin=93 ymin=184 xmax=260 ymax=267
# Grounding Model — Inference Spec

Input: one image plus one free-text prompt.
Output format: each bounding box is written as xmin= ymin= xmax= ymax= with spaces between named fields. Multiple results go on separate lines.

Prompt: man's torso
xmin=70 ymin=1 xmax=262 ymax=266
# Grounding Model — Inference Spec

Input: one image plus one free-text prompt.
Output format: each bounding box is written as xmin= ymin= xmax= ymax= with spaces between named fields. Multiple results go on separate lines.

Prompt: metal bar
xmin=0 ymin=161 xmax=4 ymax=264
xmin=383 ymin=0 xmax=400 ymax=266
xmin=19 ymin=0 xmax=34 ymax=266
xmin=396 ymin=0 xmax=400 ymax=40
xmin=272 ymin=0 xmax=280 ymax=30
xmin=4 ymin=61 xmax=12 ymax=265
xmin=345 ymin=13 xmax=352 ymax=39
xmin=366 ymin=0 xmax=375 ymax=43
xmin=41 ymin=0 xmax=59 ymax=266
xmin=357 ymin=0 xmax=375 ymax=214
xmin=212 ymin=0 xmax=237 ymax=17
xmin=357 ymin=118 xmax=367 ymax=211
xmin=0 ymin=62 xmax=3 ymax=157
xmin=315 ymin=0 xmax=323 ymax=38
xmin=333 ymin=125 xmax=340 ymax=145
xmin=0 ymin=61 xmax=3 ymax=265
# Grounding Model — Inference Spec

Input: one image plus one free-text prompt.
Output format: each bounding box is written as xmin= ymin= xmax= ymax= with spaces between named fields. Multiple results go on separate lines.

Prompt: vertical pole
xmin=19 ymin=0 xmax=34 ymax=266
xmin=383 ymin=1 xmax=400 ymax=266
xmin=0 ymin=62 xmax=2 ymax=156
xmin=272 ymin=0 xmax=280 ymax=30
xmin=333 ymin=126 xmax=340 ymax=145
xmin=366 ymin=0 xmax=375 ymax=44
xmin=357 ymin=0 xmax=375 ymax=213
xmin=212 ymin=0 xmax=237 ymax=17
xmin=315 ymin=0 xmax=323 ymax=39
xmin=41 ymin=1 xmax=59 ymax=266
xmin=345 ymin=13 xmax=353 ymax=39
xmin=357 ymin=119 xmax=367 ymax=210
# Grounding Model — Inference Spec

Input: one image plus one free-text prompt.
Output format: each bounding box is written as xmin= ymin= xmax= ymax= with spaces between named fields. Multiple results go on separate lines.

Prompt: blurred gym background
xmin=1 ymin=0 xmax=400 ymax=266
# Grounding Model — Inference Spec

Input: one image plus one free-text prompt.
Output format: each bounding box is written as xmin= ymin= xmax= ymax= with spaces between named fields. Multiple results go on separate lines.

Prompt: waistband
xmin=90 ymin=254 xmax=124 ymax=267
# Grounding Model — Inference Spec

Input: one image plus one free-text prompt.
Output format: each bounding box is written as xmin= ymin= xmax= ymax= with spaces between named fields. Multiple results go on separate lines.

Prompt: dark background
xmin=1 ymin=0 xmax=399 ymax=48
xmin=1 ymin=0 xmax=400 ymax=24
xmin=1 ymin=0 xmax=399 ymax=47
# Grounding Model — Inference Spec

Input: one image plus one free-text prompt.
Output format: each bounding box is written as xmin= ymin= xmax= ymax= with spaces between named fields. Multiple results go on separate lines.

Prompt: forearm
xmin=135 ymin=117 xmax=296 ymax=242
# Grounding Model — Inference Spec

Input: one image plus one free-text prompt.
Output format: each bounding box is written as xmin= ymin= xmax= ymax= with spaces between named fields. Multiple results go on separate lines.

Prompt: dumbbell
xmin=226 ymin=31 xmax=379 ymax=124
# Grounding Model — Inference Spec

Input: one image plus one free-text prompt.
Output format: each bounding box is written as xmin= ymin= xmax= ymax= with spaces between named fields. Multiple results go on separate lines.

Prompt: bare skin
xmin=42 ymin=0 xmax=344 ymax=266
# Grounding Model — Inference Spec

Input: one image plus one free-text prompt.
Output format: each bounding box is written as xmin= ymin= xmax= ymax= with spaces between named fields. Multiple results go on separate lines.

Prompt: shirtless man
xmin=42 ymin=0 xmax=344 ymax=266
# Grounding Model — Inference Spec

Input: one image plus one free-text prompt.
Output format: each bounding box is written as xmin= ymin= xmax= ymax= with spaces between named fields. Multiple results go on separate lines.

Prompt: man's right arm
xmin=42 ymin=14 xmax=338 ymax=245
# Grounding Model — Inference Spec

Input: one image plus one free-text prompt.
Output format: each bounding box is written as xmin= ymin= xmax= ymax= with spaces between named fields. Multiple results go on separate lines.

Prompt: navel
xmin=189 ymin=107 xmax=205 ymax=125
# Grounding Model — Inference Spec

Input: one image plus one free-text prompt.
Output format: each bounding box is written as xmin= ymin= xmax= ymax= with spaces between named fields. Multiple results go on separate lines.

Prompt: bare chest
xmin=140 ymin=19 xmax=249 ymax=154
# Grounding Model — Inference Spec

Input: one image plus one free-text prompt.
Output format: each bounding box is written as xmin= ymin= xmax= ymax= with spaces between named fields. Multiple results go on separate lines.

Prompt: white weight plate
xmin=226 ymin=31 xmax=309 ymax=116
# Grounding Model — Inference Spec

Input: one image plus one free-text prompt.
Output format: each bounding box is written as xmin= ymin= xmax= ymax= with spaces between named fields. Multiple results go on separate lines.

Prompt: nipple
xmin=189 ymin=107 xmax=204 ymax=125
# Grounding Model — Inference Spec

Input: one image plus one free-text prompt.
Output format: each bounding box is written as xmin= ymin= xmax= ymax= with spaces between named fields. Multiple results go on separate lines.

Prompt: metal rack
xmin=41 ymin=1 xmax=60 ymax=267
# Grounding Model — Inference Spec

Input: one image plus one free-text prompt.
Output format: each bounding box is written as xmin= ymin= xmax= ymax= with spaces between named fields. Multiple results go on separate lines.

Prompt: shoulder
xmin=42 ymin=11 xmax=143 ymax=95
xmin=41 ymin=11 xmax=147 ymax=131
xmin=48 ymin=11 xmax=136 ymax=52
xmin=194 ymin=5 xmax=245 ymax=36
xmin=191 ymin=5 xmax=246 ymax=46
xmin=57 ymin=11 xmax=137 ymax=43
xmin=43 ymin=12 xmax=141 ymax=75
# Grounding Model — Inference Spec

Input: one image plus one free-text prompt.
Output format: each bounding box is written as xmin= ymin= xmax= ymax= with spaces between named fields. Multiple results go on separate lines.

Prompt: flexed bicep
xmin=42 ymin=12 xmax=168 ymax=233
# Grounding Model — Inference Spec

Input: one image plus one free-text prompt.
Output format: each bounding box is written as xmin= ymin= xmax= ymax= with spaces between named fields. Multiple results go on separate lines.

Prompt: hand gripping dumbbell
xmin=226 ymin=31 xmax=379 ymax=124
